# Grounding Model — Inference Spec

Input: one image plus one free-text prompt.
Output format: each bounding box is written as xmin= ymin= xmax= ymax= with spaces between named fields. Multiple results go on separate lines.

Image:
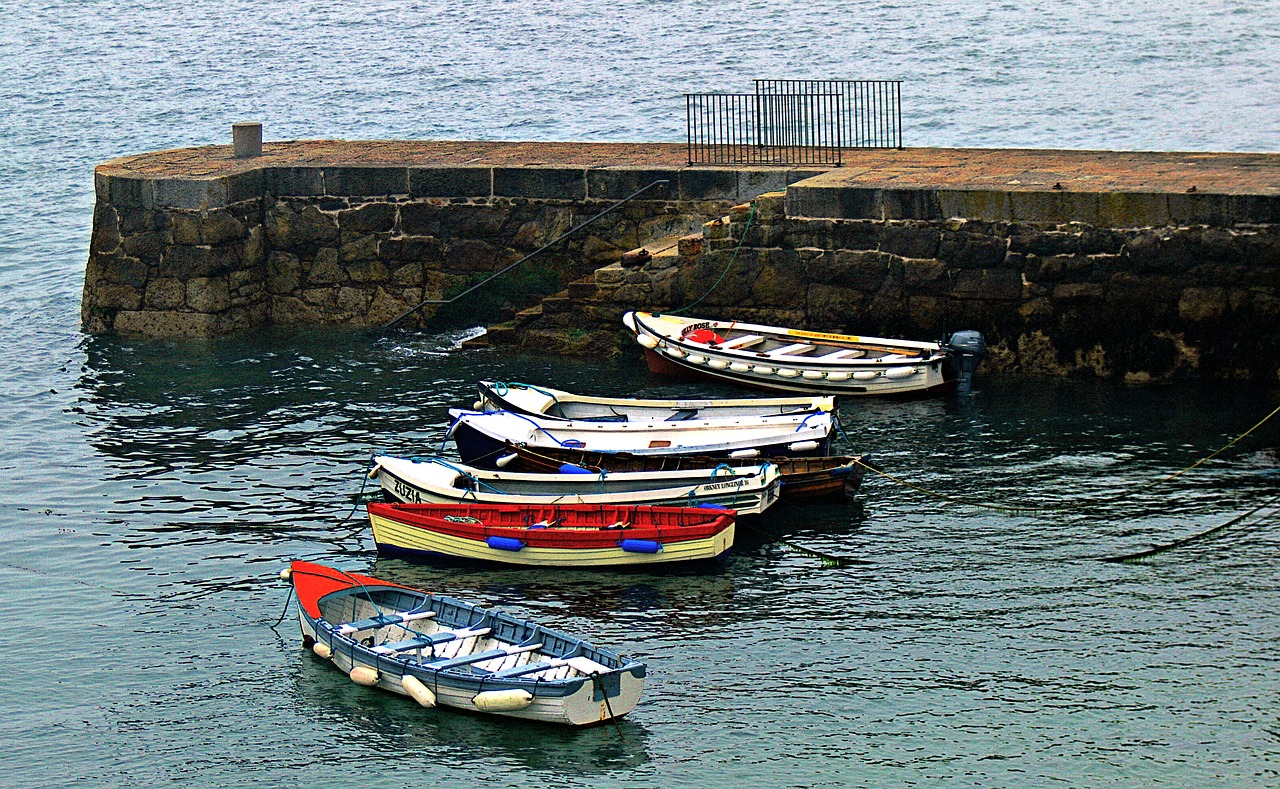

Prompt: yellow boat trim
xmin=785 ymin=327 xmax=863 ymax=343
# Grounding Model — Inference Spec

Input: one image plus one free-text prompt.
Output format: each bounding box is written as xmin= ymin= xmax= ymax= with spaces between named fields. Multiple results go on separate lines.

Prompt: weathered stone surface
xmin=101 ymin=253 xmax=149 ymax=287
xmin=348 ymin=260 xmax=389 ymax=283
xmin=114 ymin=310 xmax=219 ymax=337
xmin=340 ymin=234 xmax=379 ymax=263
xmin=323 ymin=166 xmax=408 ymax=197
xmin=268 ymin=252 xmax=300 ymax=294
xmin=267 ymin=203 xmax=339 ymax=248
xmin=122 ymin=231 xmax=166 ymax=263
xmin=145 ymin=278 xmax=185 ymax=309
xmin=493 ymin=167 xmax=585 ymax=200
xmin=170 ymin=213 xmax=201 ymax=246
xmin=90 ymin=203 xmax=121 ymax=254
xmin=339 ymin=203 xmax=397 ymax=233
xmin=161 ymin=245 xmax=239 ymax=279
xmin=1178 ymin=287 xmax=1229 ymax=321
xmin=953 ymin=268 xmax=1023 ymax=301
xmin=92 ymin=283 xmax=144 ymax=310
xmin=307 ymin=249 xmax=345 ymax=285
xmin=201 ymin=211 xmax=246 ymax=245
xmin=187 ymin=277 xmax=230 ymax=312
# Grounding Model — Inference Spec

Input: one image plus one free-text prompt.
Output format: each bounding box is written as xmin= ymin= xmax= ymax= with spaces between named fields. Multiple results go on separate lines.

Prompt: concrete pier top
xmin=98 ymin=140 xmax=1280 ymax=195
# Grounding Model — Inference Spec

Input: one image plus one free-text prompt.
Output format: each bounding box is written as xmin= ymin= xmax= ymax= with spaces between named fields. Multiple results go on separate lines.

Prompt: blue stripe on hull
xmin=375 ymin=541 xmax=731 ymax=574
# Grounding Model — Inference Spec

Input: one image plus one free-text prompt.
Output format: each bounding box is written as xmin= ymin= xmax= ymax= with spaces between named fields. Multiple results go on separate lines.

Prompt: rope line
xmin=669 ymin=207 xmax=756 ymax=316
xmin=1100 ymin=490 xmax=1280 ymax=563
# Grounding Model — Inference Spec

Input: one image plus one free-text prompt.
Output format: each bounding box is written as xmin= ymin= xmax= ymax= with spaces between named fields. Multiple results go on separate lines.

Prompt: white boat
xmin=474 ymin=380 xmax=834 ymax=422
xmin=622 ymin=311 xmax=987 ymax=396
xmin=370 ymin=455 xmax=783 ymax=516
xmin=446 ymin=407 xmax=833 ymax=470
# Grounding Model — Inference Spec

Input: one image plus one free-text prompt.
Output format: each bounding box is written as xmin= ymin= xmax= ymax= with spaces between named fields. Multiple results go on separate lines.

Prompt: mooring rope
xmin=669 ymin=206 xmax=756 ymax=316
xmin=1100 ymin=490 xmax=1280 ymax=563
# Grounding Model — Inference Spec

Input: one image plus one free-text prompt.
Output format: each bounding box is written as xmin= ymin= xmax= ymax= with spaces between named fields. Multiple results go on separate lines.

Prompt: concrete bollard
xmin=232 ymin=122 xmax=262 ymax=158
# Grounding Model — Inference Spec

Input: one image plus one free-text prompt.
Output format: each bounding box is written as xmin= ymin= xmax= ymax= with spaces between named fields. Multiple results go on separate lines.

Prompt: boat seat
xmin=371 ymin=626 xmax=490 ymax=655
xmin=764 ymin=343 xmax=815 ymax=357
xmin=665 ymin=409 xmax=700 ymax=422
xmin=715 ymin=334 xmax=764 ymax=350
xmin=489 ymin=658 xmax=569 ymax=679
xmin=336 ymin=610 xmax=436 ymax=636
xmin=428 ymin=642 xmax=543 ymax=670
xmin=565 ymin=656 xmax=614 ymax=675
xmin=815 ymin=348 xmax=865 ymax=360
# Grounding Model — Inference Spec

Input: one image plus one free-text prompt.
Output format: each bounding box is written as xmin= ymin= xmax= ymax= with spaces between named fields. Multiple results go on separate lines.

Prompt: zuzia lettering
xmin=391 ymin=477 xmax=422 ymax=504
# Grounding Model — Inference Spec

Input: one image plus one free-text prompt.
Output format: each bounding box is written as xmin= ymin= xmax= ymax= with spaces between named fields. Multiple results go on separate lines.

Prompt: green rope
xmin=1100 ymin=491 xmax=1280 ymax=563
xmin=669 ymin=207 xmax=756 ymax=316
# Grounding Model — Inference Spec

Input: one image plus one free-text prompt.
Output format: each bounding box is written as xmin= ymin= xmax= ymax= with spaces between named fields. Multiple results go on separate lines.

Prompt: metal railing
xmin=755 ymin=79 xmax=903 ymax=149
xmin=685 ymin=92 xmax=844 ymax=166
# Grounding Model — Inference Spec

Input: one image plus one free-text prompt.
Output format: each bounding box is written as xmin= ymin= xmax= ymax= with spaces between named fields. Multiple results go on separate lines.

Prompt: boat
xmin=622 ymin=311 xmax=987 ymax=396
xmin=367 ymin=501 xmax=736 ymax=567
xmin=446 ymin=407 xmax=834 ymax=470
xmin=287 ymin=560 xmax=645 ymax=726
xmin=370 ymin=454 xmax=782 ymax=515
xmin=501 ymin=443 xmax=869 ymax=501
xmin=474 ymin=380 xmax=834 ymax=422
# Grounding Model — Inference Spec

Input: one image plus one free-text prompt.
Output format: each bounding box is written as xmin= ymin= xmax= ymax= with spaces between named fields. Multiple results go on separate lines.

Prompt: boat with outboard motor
xmin=287 ymin=560 xmax=645 ymax=725
xmin=623 ymin=311 xmax=987 ymax=396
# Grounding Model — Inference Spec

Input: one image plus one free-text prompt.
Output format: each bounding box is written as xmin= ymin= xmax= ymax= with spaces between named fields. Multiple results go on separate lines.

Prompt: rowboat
xmin=474 ymin=380 xmax=834 ymax=422
xmin=446 ymin=407 xmax=833 ymax=470
xmin=288 ymin=560 xmax=645 ymax=726
xmin=367 ymin=501 xmax=736 ymax=567
xmin=622 ymin=311 xmax=987 ymax=396
xmin=502 ymin=443 xmax=869 ymax=501
xmin=370 ymin=454 xmax=782 ymax=516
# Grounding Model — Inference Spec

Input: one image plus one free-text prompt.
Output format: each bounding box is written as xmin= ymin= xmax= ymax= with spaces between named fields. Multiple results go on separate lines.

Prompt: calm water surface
xmin=1 ymin=2 xmax=1278 ymax=787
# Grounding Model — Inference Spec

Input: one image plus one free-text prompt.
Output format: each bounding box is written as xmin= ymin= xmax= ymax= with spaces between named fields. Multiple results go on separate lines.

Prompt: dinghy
xmin=474 ymin=380 xmax=833 ymax=422
xmin=370 ymin=454 xmax=782 ymax=515
xmin=446 ymin=406 xmax=833 ymax=470
xmin=623 ymin=311 xmax=987 ymax=396
xmin=368 ymin=501 xmax=736 ymax=567
xmin=503 ymin=443 xmax=868 ymax=501
xmin=288 ymin=560 xmax=645 ymax=726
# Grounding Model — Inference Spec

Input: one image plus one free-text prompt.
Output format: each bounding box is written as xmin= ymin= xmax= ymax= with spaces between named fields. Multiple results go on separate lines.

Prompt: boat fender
xmin=826 ymin=371 xmax=852 ymax=382
xmin=852 ymin=370 xmax=878 ymax=381
xmin=776 ymin=368 xmax=800 ymax=378
xmin=473 ymin=400 xmax=484 ymax=411
xmin=801 ymin=370 xmax=825 ymax=380
xmin=473 ymin=689 xmax=534 ymax=712
xmin=884 ymin=366 xmax=918 ymax=379
xmin=619 ymin=538 xmax=662 ymax=554
xmin=349 ymin=666 xmax=380 ymax=687
xmin=687 ymin=354 xmax=708 ymax=365
xmin=558 ymin=463 xmax=594 ymax=474
xmin=401 ymin=675 xmax=437 ymax=708
xmin=279 ymin=567 xmax=292 ymax=581
xmin=636 ymin=334 xmax=659 ymax=349
xmin=486 ymin=536 xmax=526 ymax=552
xmin=707 ymin=359 xmax=729 ymax=370
xmin=788 ymin=440 xmax=820 ymax=453
xmin=622 ymin=312 xmax=638 ymax=332
xmin=729 ymin=362 xmax=752 ymax=373
xmin=494 ymin=453 xmax=518 ymax=468
xmin=729 ymin=448 xmax=759 ymax=458
xmin=752 ymin=365 xmax=775 ymax=375
xmin=666 ymin=347 xmax=686 ymax=359
xmin=367 ymin=464 xmax=381 ymax=479
xmin=312 ymin=641 xmax=333 ymax=660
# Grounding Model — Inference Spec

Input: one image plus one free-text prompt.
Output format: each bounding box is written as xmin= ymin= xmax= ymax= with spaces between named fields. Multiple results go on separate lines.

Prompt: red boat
xmin=367 ymin=501 xmax=736 ymax=568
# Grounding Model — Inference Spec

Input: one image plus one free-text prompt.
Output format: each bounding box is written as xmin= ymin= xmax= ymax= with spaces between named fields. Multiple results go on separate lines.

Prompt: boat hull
xmin=368 ymin=502 xmax=736 ymax=568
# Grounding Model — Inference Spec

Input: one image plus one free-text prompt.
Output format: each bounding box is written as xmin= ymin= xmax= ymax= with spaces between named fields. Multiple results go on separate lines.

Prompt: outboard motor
xmin=945 ymin=330 xmax=987 ymax=392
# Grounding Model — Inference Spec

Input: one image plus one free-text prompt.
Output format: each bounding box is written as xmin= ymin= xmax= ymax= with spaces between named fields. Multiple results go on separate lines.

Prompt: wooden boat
xmin=288 ymin=560 xmax=645 ymax=726
xmin=474 ymin=380 xmax=834 ymax=422
xmin=447 ymin=407 xmax=833 ymax=470
xmin=367 ymin=501 xmax=736 ymax=567
xmin=502 ymin=443 xmax=869 ymax=501
xmin=370 ymin=454 xmax=782 ymax=515
xmin=623 ymin=311 xmax=987 ymax=396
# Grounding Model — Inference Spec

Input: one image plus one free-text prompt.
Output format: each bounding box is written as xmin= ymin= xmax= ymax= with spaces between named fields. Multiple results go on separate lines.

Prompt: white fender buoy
xmin=367 ymin=465 xmax=381 ymax=479
xmin=776 ymin=368 xmax=800 ymax=378
xmin=349 ymin=666 xmax=380 ymax=687
xmin=752 ymin=365 xmax=775 ymax=375
xmin=666 ymin=347 xmax=686 ymax=359
xmin=636 ymin=334 xmax=658 ymax=349
xmin=473 ymin=689 xmax=534 ymax=712
xmin=827 ymin=371 xmax=852 ymax=382
xmin=687 ymin=354 xmax=708 ymax=365
xmin=312 ymin=641 xmax=333 ymax=660
xmin=852 ymin=370 xmax=878 ymax=381
xmin=789 ymin=440 xmax=820 ymax=452
xmin=279 ymin=567 xmax=292 ymax=581
xmin=729 ymin=448 xmax=760 ymax=459
xmin=401 ymin=675 xmax=437 ymax=708
xmin=708 ymin=359 xmax=729 ymax=370
xmin=494 ymin=453 xmax=518 ymax=468
xmin=622 ymin=312 xmax=638 ymax=332
xmin=473 ymin=400 xmax=484 ymax=411
xmin=884 ymin=366 xmax=918 ymax=379
xmin=801 ymin=370 xmax=825 ymax=380
xmin=729 ymin=362 xmax=752 ymax=373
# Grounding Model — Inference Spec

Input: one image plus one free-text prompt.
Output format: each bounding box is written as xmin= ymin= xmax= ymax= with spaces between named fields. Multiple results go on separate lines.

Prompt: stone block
xmin=307 ymin=249 xmax=344 ymax=285
xmin=200 ymin=211 xmax=246 ymax=245
xmin=92 ymin=283 xmax=144 ymax=310
xmin=268 ymin=252 xmax=300 ymax=294
xmin=594 ymin=264 xmax=626 ymax=286
xmin=1009 ymin=228 xmax=1078 ymax=256
xmin=348 ymin=260 xmax=389 ymax=283
xmin=587 ymin=169 xmax=676 ymax=201
xmin=1168 ymin=193 xmax=1231 ymax=226
xmin=382 ymin=236 xmax=444 ymax=263
xmin=1178 ymin=287 xmax=1229 ymax=321
xmin=703 ymin=218 xmax=730 ymax=240
xmin=155 ymin=178 xmax=229 ymax=210
xmin=954 ymin=269 xmax=1022 ymax=300
xmin=186 ymin=277 xmax=230 ymax=312
xmin=109 ymin=176 xmax=154 ymax=210
xmin=678 ymin=169 xmax=738 ymax=201
xmin=266 ymin=167 xmax=325 ymax=196
xmin=100 ymin=253 xmax=149 ymax=287
xmin=336 ymin=286 xmax=371 ymax=314
xmin=937 ymin=189 xmax=1012 ymax=222
xmin=271 ymin=295 xmax=321 ymax=324
xmin=409 ymin=167 xmax=492 ymax=198
xmin=121 ymin=231 xmax=166 ymax=263
xmin=678 ymin=234 xmax=703 ymax=257
xmin=226 ymin=170 xmax=265 ymax=204
xmin=161 ymin=245 xmax=240 ymax=279
xmin=1229 ymin=195 xmax=1280 ymax=224
xmin=339 ymin=234 xmax=379 ymax=263
xmin=753 ymin=191 xmax=787 ymax=222
xmin=879 ymin=224 xmax=940 ymax=259
xmin=1051 ymin=282 xmax=1105 ymax=302
xmin=787 ymin=185 xmax=879 ymax=220
xmin=1095 ymin=191 xmax=1169 ymax=228
xmin=114 ymin=310 xmax=219 ymax=337
xmin=1028 ymin=254 xmax=1092 ymax=282
xmin=880 ymin=189 xmax=943 ymax=221
xmin=390 ymin=263 xmax=424 ymax=286
xmin=739 ymin=169 xmax=790 ymax=200
xmin=938 ymin=230 xmax=1008 ymax=269
xmin=323 ymin=166 xmax=409 ymax=196
xmin=493 ymin=167 xmax=586 ymax=200
xmin=1009 ymin=190 xmax=1100 ymax=225
xmin=338 ymin=203 xmax=397 ymax=233
xmin=902 ymin=258 xmax=946 ymax=289
xmin=229 ymin=266 xmax=265 ymax=293
xmin=170 ymin=213 xmax=201 ymax=246
xmin=145 ymin=278 xmax=186 ymax=309
xmin=267 ymin=203 xmax=339 ymax=248
xmin=446 ymin=239 xmax=501 ymax=272
xmin=118 ymin=207 xmax=165 ymax=234
xmin=368 ymin=287 xmax=421 ymax=326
